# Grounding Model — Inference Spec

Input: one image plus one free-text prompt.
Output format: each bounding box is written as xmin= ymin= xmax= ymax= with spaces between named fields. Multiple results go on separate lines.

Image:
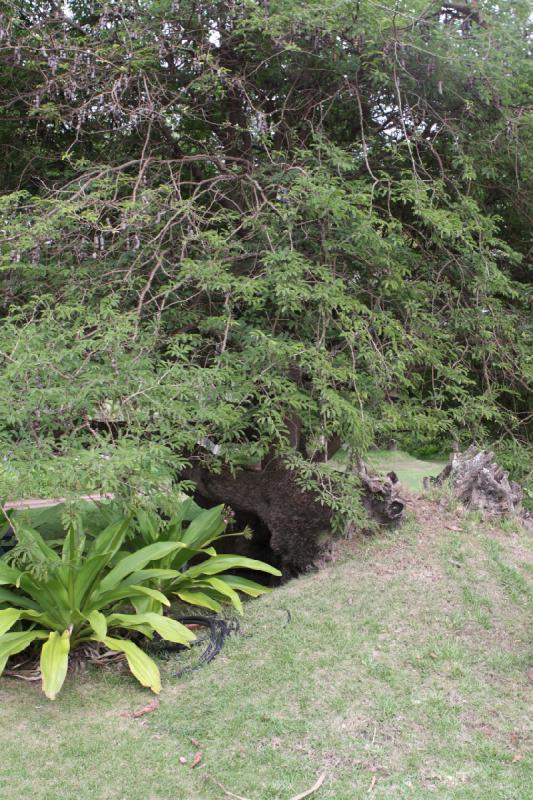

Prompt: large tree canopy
xmin=0 ymin=1 xmax=531 ymax=509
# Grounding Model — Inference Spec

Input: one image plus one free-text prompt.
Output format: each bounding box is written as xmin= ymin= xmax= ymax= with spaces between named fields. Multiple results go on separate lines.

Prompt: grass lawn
xmin=0 ymin=498 xmax=531 ymax=799
xmin=367 ymin=450 xmax=447 ymax=491
xmin=330 ymin=448 xmax=446 ymax=491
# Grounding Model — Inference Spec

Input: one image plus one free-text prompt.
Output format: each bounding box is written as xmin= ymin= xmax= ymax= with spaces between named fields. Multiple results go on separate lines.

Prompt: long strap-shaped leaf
xmin=0 ymin=630 xmax=49 ymax=677
xmin=40 ymin=630 xmax=71 ymax=700
xmin=106 ymin=612 xmax=196 ymax=645
xmin=182 ymin=554 xmax=282 ymax=580
xmin=90 ymin=583 xmax=170 ymax=611
xmin=0 ymin=587 xmax=40 ymax=610
xmin=173 ymin=588 xmax=223 ymax=613
xmin=179 ymin=505 xmax=225 ymax=548
xmin=215 ymin=574 xmax=272 ymax=597
xmin=99 ymin=542 xmax=183 ymax=591
xmin=94 ymin=635 xmax=161 ymax=694
xmin=0 ymin=608 xmax=22 ymax=636
xmin=0 ymin=607 xmax=57 ymax=634
xmin=87 ymin=517 xmax=131 ymax=559
xmin=0 ymin=562 xmax=21 ymax=586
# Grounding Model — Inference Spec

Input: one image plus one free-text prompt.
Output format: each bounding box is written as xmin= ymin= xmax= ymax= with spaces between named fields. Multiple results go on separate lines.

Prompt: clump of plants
xmin=131 ymin=499 xmax=281 ymax=614
xmin=0 ymin=500 xmax=280 ymax=699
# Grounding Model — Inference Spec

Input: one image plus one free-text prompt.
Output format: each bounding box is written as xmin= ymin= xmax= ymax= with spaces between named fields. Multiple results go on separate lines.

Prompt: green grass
xmin=332 ymin=448 xmax=446 ymax=491
xmin=367 ymin=449 xmax=447 ymax=491
xmin=0 ymin=510 xmax=531 ymax=799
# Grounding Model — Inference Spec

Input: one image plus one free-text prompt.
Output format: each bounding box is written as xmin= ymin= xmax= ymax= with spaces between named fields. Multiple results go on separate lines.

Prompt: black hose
xmin=145 ymin=615 xmax=240 ymax=676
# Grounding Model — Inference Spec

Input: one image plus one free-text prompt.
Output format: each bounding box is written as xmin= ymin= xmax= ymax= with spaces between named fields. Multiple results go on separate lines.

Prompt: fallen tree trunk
xmin=184 ymin=457 xmax=405 ymax=574
xmin=424 ymin=446 xmax=529 ymax=524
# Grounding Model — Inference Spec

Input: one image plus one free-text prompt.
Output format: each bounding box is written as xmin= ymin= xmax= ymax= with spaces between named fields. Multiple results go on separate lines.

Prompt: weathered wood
xmin=424 ymin=446 xmax=527 ymax=523
xmin=2 ymin=494 xmax=113 ymax=512
xmin=354 ymin=458 xmax=405 ymax=525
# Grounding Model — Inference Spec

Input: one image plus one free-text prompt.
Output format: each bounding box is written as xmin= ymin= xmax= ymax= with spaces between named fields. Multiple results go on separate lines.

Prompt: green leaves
xmin=99 ymin=542 xmax=183 ymax=591
xmin=0 ymin=515 xmax=197 ymax=698
xmin=174 ymin=589 xmax=223 ymax=613
xmin=126 ymin=502 xmax=280 ymax=615
xmin=182 ymin=554 xmax=281 ymax=580
xmin=0 ymin=630 xmax=49 ymax=677
xmin=87 ymin=610 xmax=107 ymax=639
xmin=0 ymin=562 xmax=21 ymax=586
xmin=98 ymin=636 xmax=161 ymax=694
xmin=180 ymin=505 xmax=226 ymax=549
xmin=40 ymin=631 xmax=71 ymax=701
xmin=107 ymin=613 xmax=195 ymax=645
xmin=0 ymin=0 xmax=530 ymax=508
xmin=0 ymin=608 xmax=22 ymax=636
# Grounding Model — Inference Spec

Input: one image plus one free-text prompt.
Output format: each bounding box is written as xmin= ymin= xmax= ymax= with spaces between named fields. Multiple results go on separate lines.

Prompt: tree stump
xmin=424 ymin=446 xmax=527 ymax=521
xmin=354 ymin=459 xmax=405 ymax=525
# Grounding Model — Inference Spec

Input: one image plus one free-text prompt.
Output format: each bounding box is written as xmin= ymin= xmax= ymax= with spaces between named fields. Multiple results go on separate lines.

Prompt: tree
xmin=0 ymin=2 xmax=531 ymax=560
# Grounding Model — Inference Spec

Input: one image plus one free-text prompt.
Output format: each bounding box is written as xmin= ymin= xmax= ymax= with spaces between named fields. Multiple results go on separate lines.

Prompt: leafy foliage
xmin=0 ymin=1 xmax=531 ymax=507
xmin=0 ymin=515 xmax=197 ymax=698
xmin=132 ymin=499 xmax=281 ymax=613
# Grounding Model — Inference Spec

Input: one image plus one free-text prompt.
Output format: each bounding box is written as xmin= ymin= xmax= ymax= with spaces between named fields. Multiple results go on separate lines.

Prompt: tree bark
xmin=184 ymin=456 xmax=405 ymax=574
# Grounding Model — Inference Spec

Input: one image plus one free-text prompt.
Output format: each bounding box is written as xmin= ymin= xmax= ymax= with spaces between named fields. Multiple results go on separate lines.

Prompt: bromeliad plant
xmin=0 ymin=517 xmax=196 ymax=699
xmin=133 ymin=499 xmax=281 ymax=615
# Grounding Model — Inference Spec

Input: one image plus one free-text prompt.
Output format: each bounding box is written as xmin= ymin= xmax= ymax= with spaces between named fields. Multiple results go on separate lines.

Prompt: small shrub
xmin=0 ymin=517 xmax=196 ymax=699
xmin=131 ymin=499 xmax=281 ymax=614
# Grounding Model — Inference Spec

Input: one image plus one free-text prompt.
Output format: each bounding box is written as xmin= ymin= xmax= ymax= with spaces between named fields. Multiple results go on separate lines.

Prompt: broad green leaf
xmin=61 ymin=517 xmax=85 ymax=565
xmin=99 ymin=542 xmax=182 ymax=591
xmin=122 ymin=568 xmax=181 ymax=584
xmin=88 ymin=517 xmax=130 ymax=559
xmin=0 ymin=608 xmax=22 ymax=636
xmin=201 ymin=577 xmax=243 ymax=614
xmin=97 ymin=636 xmax=161 ymax=693
xmin=165 ymin=497 xmax=203 ymax=539
xmin=136 ymin=509 xmax=160 ymax=543
xmin=36 ymin=574 xmax=71 ymax=622
xmin=0 ymin=630 xmax=49 ymax=677
xmin=216 ymin=574 xmax=272 ymax=597
xmin=142 ymin=613 xmax=196 ymax=645
xmin=163 ymin=544 xmax=211 ymax=571
xmin=180 ymin=505 xmax=225 ymax=548
xmin=74 ymin=554 xmax=111 ymax=608
xmin=180 ymin=497 xmax=204 ymax=521
xmin=0 ymin=588 xmax=40 ymax=610
xmin=107 ymin=612 xmax=196 ymax=645
xmin=183 ymin=554 xmax=282 ymax=580
xmin=19 ymin=609 xmax=58 ymax=628
xmin=16 ymin=574 xmax=69 ymax=626
xmin=131 ymin=595 xmax=162 ymax=616
xmin=87 ymin=610 xmax=107 ymax=639
xmin=40 ymin=630 xmax=71 ymax=700
xmin=0 ymin=562 xmax=21 ymax=586
xmin=174 ymin=588 xmax=222 ymax=613
xmin=93 ymin=583 xmax=170 ymax=609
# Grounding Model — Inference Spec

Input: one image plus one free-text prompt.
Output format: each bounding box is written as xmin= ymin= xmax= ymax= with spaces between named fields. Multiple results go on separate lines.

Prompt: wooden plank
xmin=3 ymin=494 xmax=114 ymax=511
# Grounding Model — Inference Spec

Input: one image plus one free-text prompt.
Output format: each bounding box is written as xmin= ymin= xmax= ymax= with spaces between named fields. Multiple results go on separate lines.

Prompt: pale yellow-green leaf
xmin=107 ymin=613 xmax=196 ymax=645
xmin=40 ymin=630 xmax=71 ymax=700
xmin=87 ymin=610 xmax=107 ymax=639
xmin=0 ymin=630 xmax=49 ymax=677
xmin=97 ymin=636 xmax=161 ymax=693
xmin=0 ymin=608 xmax=22 ymax=636
xmin=174 ymin=588 xmax=222 ymax=613
xmin=202 ymin=577 xmax=243 ymax=614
